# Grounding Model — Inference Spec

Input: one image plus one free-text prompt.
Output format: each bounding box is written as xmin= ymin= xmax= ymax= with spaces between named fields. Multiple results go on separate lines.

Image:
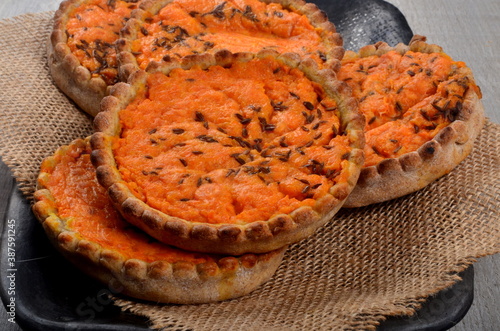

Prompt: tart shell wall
xmin=117 ymin=0 xmax=344 ymax=80
xmin=341 ymin=36 xmax=485 ymax=208
xmin=91 ymin=50 xmax=365 ymax=255
xmin=48 ymin=0 xmax=119 ymax=117
xmin=48 ymin=0 xmax=345 ymax=117
xmin=33 ymin=137 xmax=286 ymax=304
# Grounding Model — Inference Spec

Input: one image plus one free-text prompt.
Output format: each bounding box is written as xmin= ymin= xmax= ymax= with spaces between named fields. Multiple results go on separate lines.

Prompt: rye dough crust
xmin=343 ymin=36 xmax=485 ymax=208
xmin=91 ymin=50 xmax=365 ymax=255
xmin=48 ymin=0 xmax=344 ymax=117
xmin=48 ymin=0 xmax=112 ymax=117
xmin=33 ymin=137 xmax=286 ymax=304
xmin=117 ymin=0 xmax=344 ymax=80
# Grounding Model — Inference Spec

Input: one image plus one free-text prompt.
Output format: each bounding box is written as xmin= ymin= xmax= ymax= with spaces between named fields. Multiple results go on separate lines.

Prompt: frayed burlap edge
xmin=0 ymin=12 xmax=499 ymax=331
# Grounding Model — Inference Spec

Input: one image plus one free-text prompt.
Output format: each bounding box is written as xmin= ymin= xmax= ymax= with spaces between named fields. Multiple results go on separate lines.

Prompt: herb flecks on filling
xmin=131 ymin=0 xmax=330 ymax=69
xmin=113 ymin=58 xmax=351 ymax=225
xmin=65 ymin=0 xmax=140 ymax=85
xmin=40 ymin=142 xmax=215 ymax=263
xmin=338 ymin=50 xmax=481 ymax=167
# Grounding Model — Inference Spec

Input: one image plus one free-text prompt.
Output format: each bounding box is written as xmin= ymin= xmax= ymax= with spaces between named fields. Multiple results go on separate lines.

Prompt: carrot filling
xmin=338 ymin=50 xmax=481 ymax=167
xmin=65 ymin=0 xmax=141 ymax=85
xmin=40 ymin=142 xmax=215 ymax=263
xmin=131 ymin=0 xmax=330 ymax=69
xmin=113 ymin=58 xmax=352 ymax=225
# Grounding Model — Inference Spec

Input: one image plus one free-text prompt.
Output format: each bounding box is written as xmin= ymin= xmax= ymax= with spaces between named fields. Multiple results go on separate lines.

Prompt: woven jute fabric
xmin=0 ymin=12 xmax=499 ymax=331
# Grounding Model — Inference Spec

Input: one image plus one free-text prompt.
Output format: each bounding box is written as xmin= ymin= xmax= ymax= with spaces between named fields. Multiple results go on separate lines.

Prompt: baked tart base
xmin=48 ymin=0 xmax=344 ymax=117
xmin=33 ymin=137 xmax=286 ymax=304
xmin=91 ymin=50 xmax=365 ymax=255
xmin=338 ymin=36 xmax=485 ymax=208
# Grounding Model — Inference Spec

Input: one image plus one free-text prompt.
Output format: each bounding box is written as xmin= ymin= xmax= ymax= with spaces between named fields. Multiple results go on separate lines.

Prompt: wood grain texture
xmin=0 ymin=1 xmax=498 ymax=330
xmin=0 ymin=0 xmax=60 ymax=18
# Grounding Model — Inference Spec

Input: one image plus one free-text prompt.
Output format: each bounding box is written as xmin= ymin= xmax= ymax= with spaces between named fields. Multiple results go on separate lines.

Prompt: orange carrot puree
xmin=65 ymin=0 xmax=140 ymax=85
xmin=338 ymin=50 xmax=480 ymax=167
xmin=42 ymin=142 xmax=214 ymax=264
xmin=113 ymin=58 xmax=351 ymax=225
xmin=131 ymin=0 xmax=329 ymax=69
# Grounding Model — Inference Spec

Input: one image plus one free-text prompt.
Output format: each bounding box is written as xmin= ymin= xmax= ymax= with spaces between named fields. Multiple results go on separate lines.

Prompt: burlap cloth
xmin=1 ymin=12 xmax=499 ymax=331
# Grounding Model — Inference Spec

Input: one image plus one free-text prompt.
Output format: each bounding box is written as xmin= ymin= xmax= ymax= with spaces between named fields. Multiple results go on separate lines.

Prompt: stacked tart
xmin=118 ymin=0 xmax=343 ymax=72
xmin=338 ymin=36 xmax=484 ymax=207
xmin=33 ymin=138 xmax=286 ymax=304
xmin=48 ymin=0 xmax=344 ymax=116
xmin=91 ymin=50 xmax=364 ymax=255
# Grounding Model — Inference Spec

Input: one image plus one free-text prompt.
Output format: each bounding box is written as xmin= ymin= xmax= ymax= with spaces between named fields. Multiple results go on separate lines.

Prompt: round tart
xmin=33 ymin=137 xmax=286 ymax=304
xmin=117 ymin=0 xmax=344 ymax=77
xmin=337 ymin=36 xmax=485 ymax=208
xmin=91 ymin=50 xmax=365 ymax=255
xmin=48 ymin=0 xmax=144 ymax=117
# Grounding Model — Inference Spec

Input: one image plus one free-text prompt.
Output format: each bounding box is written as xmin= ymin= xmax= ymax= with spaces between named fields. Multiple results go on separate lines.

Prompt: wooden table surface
xmin=0 ymin=0 xmax=498 ymax=330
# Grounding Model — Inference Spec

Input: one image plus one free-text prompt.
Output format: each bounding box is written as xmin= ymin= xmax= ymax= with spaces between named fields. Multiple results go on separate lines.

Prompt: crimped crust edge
xmin=48 ymin=0 xmax=111 ymax=117
xmin=33 ymin=137 xmax=286 ymax=304
xmin=343 ymin=36 xmax=485 ymax=208
xmin=117 ymin=0 xmax=344 ymax=82
xmin=91 ymin=49 xmax=365 ymax=255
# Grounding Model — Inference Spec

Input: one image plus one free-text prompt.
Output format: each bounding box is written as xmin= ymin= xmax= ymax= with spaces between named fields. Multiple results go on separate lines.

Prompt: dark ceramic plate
xmin=0 ymin=1 xmax=472 ymax=330
xmin=0 ymin=183 xmax=473 ymax=331
xmin=318 ymin=0 xmax=413 ymax=51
